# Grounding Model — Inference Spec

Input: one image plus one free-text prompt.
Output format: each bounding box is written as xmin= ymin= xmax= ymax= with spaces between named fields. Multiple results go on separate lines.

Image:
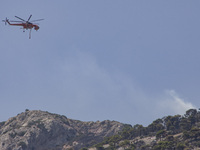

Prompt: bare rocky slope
xmin=0 ymin=110 xmax=125 ymax=150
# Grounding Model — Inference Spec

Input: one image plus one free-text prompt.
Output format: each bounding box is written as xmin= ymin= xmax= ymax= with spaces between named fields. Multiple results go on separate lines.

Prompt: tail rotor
xmin=2 ymin=18 xmax=8 ymax=25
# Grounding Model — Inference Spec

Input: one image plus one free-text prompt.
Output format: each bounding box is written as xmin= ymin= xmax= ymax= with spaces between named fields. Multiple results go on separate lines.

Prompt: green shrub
xmin=18 ymin=141 xmax=27 ymax=149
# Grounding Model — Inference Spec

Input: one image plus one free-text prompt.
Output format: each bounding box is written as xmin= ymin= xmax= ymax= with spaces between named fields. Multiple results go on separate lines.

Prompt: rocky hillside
xmin=88 ymin=109 xmax=200 ymax=150
xmin=0 ymin=110 xmax=125 ymax=150
xmin=1 ymin=109 xmax=200 ymax=150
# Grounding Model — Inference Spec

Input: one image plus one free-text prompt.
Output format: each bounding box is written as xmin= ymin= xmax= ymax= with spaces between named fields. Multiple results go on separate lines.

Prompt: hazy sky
xmin=1 ymin=1 xmax=200 ymax=126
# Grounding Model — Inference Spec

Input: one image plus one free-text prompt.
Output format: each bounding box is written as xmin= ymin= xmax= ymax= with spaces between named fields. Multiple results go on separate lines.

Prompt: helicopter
xmin=2 ymin=15 xmax=44 ymax=39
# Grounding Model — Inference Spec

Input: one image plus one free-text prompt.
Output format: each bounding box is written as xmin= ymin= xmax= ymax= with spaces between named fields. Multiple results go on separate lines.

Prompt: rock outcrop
xmin=0 ymin=110 xmax=125 ymax=150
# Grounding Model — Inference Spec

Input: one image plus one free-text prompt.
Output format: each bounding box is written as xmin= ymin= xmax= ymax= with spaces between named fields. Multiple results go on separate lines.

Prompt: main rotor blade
xmin=15 ymin=16 xmax=26 ymax=22
xmin=27 ymin=15 xmax=32 ymax=22
xmin=30 ymin=19 xmax=44 ymax=22
xmin=2 ymin=20 xmax=7 ymax=25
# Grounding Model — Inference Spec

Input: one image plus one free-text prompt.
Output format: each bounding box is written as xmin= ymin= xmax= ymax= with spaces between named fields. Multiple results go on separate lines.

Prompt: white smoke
xmin=158 ymin=90 xmax=196 ymax=115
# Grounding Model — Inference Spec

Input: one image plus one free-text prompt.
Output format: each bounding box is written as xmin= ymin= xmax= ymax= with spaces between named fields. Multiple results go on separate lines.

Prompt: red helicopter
xmin=2 ymin=15 xmax=44 ymax=39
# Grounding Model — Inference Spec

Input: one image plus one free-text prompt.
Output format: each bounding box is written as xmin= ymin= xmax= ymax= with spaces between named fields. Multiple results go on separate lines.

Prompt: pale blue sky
xmin=0 ymin=1 xmax=200 ymax=126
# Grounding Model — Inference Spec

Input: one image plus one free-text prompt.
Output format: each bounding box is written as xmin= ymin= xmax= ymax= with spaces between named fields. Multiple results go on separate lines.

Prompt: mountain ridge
xmin=1 ymin=109 xmax=200 ymax=150
xmin=89 ymin=108 xmax=200 ymax=150
xmin=0 ymin=110 xmax=125 ymax=150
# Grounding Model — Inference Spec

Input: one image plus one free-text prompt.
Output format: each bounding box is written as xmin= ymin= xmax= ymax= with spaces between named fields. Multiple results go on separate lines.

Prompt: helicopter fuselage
xmin=6 ymin=20 xmax=39 ymax=30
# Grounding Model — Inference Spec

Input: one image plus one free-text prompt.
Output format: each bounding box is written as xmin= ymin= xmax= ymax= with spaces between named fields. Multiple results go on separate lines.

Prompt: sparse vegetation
xmin=0 ymin=121 xmax=5 ymax=128
xmin=17 ymin=131 xmax=26 ymax=136
xmin=81 ymin=148 xmax=88 ymax=150
xmin=88 ymin=108 xmax=200 ymax=150
xmin=27 ymin=119 xmax=43 ymax=127
xmin=1 ymin=109 xmax=200 ymax=149
xmin=17 ymin=141 xmax=27 ymax=149
xmin=9 ymin=132 xmax=17 ymax=138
